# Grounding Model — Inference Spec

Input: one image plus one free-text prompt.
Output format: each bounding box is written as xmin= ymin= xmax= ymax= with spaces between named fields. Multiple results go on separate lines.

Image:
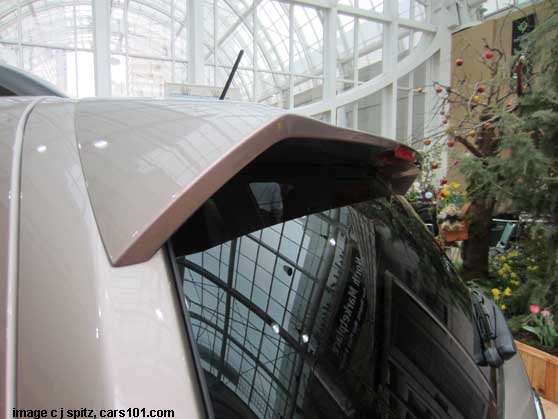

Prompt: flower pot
xmin=441 ymin=222 xmax=469 ymax=242
xmin=516 ymin=340 xmax=558 ymax=403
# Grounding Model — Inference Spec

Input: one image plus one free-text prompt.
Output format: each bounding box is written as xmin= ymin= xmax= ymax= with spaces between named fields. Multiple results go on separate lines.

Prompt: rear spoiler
xmin=74 ymin=99 xmax=420 ymax=266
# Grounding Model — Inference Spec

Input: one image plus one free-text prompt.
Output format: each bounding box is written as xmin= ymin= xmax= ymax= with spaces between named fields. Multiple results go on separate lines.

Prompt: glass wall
xmin=0 ymin=0 xmax=95 ymax=97
xmin=0 ymin=0 xmax=467 ymax=147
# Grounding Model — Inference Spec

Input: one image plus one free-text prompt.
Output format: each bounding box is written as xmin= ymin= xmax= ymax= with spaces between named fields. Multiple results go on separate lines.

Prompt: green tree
xmin=418 ymin=4 xmax=557 ymax=288
xmin=458 ymin=5 xmax=557 ymax=307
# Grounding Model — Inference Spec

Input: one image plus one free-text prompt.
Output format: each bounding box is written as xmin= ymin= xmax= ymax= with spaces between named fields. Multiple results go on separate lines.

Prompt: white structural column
xmin=188 ymin=0 xmax=205 ymax=85
xmin=381 ymin=0 xmax=398 ymax=139
xmin=288 ymin=3 xmax=295 ymax=109
xmin=322 ymin=6 xmax=338 ymax=114
xmin=92 ymin=0 xmax=111 ymax=97
xmin=406 ymin=70 xmax=415 ymax=144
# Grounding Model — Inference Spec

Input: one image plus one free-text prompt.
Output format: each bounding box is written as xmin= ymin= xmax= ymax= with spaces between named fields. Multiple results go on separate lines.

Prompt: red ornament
xmin=423 ymin=138 xmax=432 ymax=146
xmin=455 ymin=58 xmax=464 ymax=66
xmin=442 ymin=119 xmax=448 ymax=124
xmin=447 ymin=138 xmax=456 ymax=148
xmin=436 ymin=86 xmax=444 ymax=94
xmin=477 ymin=84 xmax=486 ymax=93
xmin=440 ymin=111 xmax=445 ymax=116
xmin=485 ymin=50 xmax=494 ymax=59
xmin=431 ymin=162 xmax=439 ymax=170
xmin=440 ymin=178 xmax=448 ymax=185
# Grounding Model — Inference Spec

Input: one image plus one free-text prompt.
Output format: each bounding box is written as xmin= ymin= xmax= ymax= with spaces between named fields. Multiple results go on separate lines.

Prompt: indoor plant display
xmin=523 ymin=305 xmax=558 ymax=349
xmin=437 ymin=202 xmax=468 ymax=242
xmin=516 ymin=305 xmax=558 ymax=403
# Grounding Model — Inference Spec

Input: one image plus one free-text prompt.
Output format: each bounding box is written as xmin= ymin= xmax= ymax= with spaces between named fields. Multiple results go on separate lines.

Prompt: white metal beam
xmin=92 ymin=0 xmax=111 ymax=96
xmin=285 ymin=0 xmax=334 ymax=9
xmin=296 ymin=23 xmax=443 ymax=119
xmin=337 ymin=4 xmax=389 ymax=23
xmin=380 ymin=0 xmax=398 ymax=139
xmin=322 ymin=6 xmax=337 ymax=103
xmin=398 ymin=17 xmax=437 ymax=33
xmin=406 ymin=70 xmax=415 ymax=145
xmin=188 ymin=0 xmax=204 ymax=85
xmin=288 ymin=3 xmax=295 ymax=109
xmin=337 ymin=4 xmax=437 ymax=33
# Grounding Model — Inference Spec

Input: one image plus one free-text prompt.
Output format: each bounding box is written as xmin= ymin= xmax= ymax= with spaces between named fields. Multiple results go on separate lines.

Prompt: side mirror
xmin=472 ymin=290 xmax=517 ymax=368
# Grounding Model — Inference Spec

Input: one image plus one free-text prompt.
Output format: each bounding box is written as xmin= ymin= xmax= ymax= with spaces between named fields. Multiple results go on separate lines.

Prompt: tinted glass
xmin=171 ymin=160 xmax=496 ymax=419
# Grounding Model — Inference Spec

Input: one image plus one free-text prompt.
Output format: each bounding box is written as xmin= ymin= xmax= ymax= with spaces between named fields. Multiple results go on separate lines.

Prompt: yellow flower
xmin=511 ymin=280 xmax=520 ymax=286
xmin=441 ymin=189 xmax=450 ymax=197
xmin=511 ymin=272 xmax=517 ymax=279
xmin=504 ymin=287 xmax=512 ymax=296
xmin=451 ymin=182 xmax=461 ymax=189
xmin=491 ymin=288 xmax=501 ymax=299
xmin=501 ymin=304 xmax=507 ymax=311
xmin=497 ymin=268 xmax=505 ymax=276
xmin=501 ymin=256 xmax=506 ymax=262
xmin=509 ymin=251 xmax=519 ymax=258
xmin=527 ymin=265 xmax=540 ymax=271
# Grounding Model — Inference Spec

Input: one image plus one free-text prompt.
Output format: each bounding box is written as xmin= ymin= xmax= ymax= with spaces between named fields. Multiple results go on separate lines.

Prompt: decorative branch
xmin=455 ymin=135 xmax=484 ymax=158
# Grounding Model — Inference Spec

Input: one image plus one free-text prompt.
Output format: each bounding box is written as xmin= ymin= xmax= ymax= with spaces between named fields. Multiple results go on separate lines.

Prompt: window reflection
xmin=173 ymin=199 xmax=497 ymax=419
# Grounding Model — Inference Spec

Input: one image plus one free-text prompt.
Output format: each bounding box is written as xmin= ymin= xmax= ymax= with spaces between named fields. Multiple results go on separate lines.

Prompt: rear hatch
xmin=166 ymin=133 xmax=498 ymax=419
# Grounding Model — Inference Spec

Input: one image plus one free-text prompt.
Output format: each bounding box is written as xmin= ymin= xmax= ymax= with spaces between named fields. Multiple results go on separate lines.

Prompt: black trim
xmin=165 ymin=242 xmax=215 ymax=419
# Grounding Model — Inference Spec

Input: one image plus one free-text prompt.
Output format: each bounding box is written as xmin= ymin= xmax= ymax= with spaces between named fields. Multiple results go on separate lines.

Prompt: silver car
xmin=0 ymin=96 xmax=543 ymax=419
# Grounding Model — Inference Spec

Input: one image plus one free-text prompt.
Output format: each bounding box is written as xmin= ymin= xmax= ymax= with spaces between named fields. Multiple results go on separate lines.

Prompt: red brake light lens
xmin=394 ymin=146 xmax=417 ymax=162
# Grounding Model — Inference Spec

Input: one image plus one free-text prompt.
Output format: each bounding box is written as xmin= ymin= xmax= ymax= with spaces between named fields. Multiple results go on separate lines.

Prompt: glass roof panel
xmin=127 ymin=0 xmax=172 ymax=57
xmin=337 ymin=13 xmax=355 ymax=82
xmin=398 ymin=0 xmax=411 ymax=18
xmin=76 ymin=4 xmax=93 ymax=50
xmin=110 ymin=0 xmax=125 ymax=53
xmin=21 ymin=46 xmax=76 ymax=94
xmin=173 ymin=0 xmax=188 ymax=60
xmin=256 ymin=71 xmax=289 ymax=109
xmin=255 ymin=0 xmax=289 ymax=73
xmin=0 ymin=0 xmax=18 ymax=14
xmin=20 ymin=0 xmax=76 ymax=48
xmin=482 ymin=0 xmax=498 ymax=15
xmin=128 ymin=57 xmax=172 ymax=96
xmin=0 ymin=1 xmax=18 ymax=42
xmin=0 ymin=44 xmax=18 ymax=66
xmin=357 ymin=18 xmax=383 ymax=83
xmin=292 ymin=4 xmax=323 ymax=76
xmin=204 ymin=0 xmax=215 ymax=64
xmin=293 ymin=75 xmax=322 ymax=106
xmin=359 ymin=0 xmax=384 ymax=13
xmin=216 ymin=0 xmax=254 ymax=67
xmin=414 ymin=0 xmax=427 ymax=21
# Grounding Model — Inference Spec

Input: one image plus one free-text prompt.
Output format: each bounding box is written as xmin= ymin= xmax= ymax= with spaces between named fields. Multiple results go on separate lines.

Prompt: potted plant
xmin=437 ymin=184 xmax=468 ymax=243
xmin=515 ymin=305 xmax=558 ymax=403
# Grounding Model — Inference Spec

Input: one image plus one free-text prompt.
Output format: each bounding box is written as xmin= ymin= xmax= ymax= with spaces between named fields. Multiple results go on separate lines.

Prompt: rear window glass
xmin=170 ymin=145 xmax=495 ymax=419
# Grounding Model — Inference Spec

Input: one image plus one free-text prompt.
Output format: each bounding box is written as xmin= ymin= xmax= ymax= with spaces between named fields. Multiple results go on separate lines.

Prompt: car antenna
xmin=219 ymin=50 xmax=244 ymax=100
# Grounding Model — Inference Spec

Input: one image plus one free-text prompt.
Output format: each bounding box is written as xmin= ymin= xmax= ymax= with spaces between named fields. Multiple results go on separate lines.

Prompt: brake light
xmin=394 ymin=146 xmax=417 ymax=162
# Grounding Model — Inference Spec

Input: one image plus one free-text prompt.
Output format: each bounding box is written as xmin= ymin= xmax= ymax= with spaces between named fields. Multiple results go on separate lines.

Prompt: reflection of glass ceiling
xmin=172 ymin=187 xmax=491 ymax=418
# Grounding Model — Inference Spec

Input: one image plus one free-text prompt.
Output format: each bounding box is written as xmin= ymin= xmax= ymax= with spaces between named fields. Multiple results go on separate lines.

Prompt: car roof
xmin=0 ymin=64 xmax=67 ymax=97
xmin=1 ymin=97 xmax=419 ymax=267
